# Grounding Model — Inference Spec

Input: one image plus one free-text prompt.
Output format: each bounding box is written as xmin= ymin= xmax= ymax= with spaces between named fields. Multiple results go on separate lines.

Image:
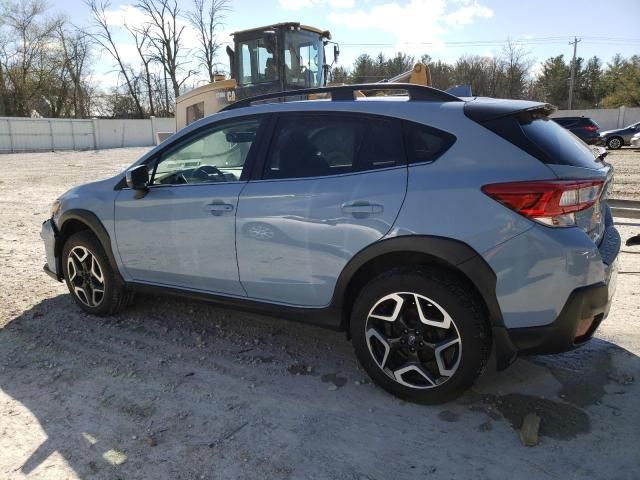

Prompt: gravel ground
xmin=607 ymin=147 xmax=640 ymax=201
xmin=1 ymin=147 xmax=639 ymax=480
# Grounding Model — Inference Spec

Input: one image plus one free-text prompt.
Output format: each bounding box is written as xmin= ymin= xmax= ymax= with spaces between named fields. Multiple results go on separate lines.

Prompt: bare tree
xmin=84 ymin=0 xmax=145 ymax=118
xmin=186 ymin=0 xmax=229 ymax=83
xmin=498 ymin=39 xmax=533 ymax=99
xmin=0 ymin=0 xmax=62 ymax=116
xmin=136 ymin=0 xmax=192 ymax=98
xmin=127 ymin=23 xmax=156 ymax=116
xmin=57 ymin=25 xmax=93 ymax=117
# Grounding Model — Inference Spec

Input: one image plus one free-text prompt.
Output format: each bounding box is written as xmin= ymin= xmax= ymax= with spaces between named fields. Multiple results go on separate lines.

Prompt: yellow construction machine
xmin=175 ymin=22 xmax=448 ymax=130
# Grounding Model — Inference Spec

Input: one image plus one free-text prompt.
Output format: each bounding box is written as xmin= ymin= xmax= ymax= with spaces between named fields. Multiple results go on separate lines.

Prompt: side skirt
xmin=126 ymin=282 xmax=344 ymax=330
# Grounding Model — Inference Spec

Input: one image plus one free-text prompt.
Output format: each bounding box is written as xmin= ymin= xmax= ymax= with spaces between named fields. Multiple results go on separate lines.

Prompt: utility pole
xmin=568 ymin=36 xmax=581 ymax=110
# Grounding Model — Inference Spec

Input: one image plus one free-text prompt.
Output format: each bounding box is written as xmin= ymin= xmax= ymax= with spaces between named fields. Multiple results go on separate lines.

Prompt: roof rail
xmin=220 ymin=83 xmax=462 ymax=112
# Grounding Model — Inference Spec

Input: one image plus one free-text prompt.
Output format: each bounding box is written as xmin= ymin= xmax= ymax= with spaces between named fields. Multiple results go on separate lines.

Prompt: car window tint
xmin=152 ymin=118 xmax=262 ymax=185
xmin=403 ymin=121 xmax=456 ymax=164
xmin=519 ymin=114 xmax=600 ymax=168
xmin=357 ymin=118 xmax=405 ymax=171
xmin=264 ymin=115 xmax=367 ymax=179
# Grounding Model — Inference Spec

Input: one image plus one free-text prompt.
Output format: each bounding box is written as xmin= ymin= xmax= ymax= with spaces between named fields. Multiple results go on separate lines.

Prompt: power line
xmin=338 ymin=36 xmax=640 ymax=48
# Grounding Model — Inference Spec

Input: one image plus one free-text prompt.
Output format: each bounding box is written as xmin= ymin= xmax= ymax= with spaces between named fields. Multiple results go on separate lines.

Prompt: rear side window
xmin=263 ymin=114 xmax=405 ymax=180
xmin=403 ymin=121 xmax=456 ymax=164
xmin=477 ymin=112 xmax=601 ymax=169
xmin=519 ymin=114 xmax=600 ymax=168
xmin=358 ymin=118 xmax=404 ymax=170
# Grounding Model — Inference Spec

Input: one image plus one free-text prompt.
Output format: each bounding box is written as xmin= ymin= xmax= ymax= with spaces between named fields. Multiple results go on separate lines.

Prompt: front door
xmin=115 ymin=116 xmax=265 ymax=295
xmin=236 ymin=112 xmax=408 ymax=307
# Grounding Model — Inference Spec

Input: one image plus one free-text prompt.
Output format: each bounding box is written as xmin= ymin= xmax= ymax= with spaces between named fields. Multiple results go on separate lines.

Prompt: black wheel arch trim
xmin=329 ymin=235 xmax=517 ymax=370
xmin=332 ymin=235 xmax=504 ymax=322
xmin=55 ymin=209 xmax=124 ymax=284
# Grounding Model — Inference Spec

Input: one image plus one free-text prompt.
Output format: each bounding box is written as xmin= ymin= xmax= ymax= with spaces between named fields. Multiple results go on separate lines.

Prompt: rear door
xmin=236 ymin=112 xmax=408 ymax=307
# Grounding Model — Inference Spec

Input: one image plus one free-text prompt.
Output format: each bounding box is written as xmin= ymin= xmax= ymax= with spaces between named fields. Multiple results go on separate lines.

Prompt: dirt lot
xmin=1 ymin=147 xmax=639 ymax=480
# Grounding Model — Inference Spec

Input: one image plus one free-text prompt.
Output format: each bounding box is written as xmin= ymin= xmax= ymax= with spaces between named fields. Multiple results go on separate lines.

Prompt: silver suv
xmin=41 ymin=84 xmax=620 ymax=403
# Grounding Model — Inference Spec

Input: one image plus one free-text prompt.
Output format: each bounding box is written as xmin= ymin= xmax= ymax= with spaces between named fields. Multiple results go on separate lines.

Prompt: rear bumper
xmin=502 ymin=223 xmax=620 ymax=356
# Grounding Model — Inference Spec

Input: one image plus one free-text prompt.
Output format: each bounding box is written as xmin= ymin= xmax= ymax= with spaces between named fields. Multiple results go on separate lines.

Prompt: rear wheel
xmin=62 ymin=231 xmax=131 ymax=316
xmin=606 ymin=136 xmax=623 ymax=150
xmin=350 ymin=268 xmax=490 ymax=404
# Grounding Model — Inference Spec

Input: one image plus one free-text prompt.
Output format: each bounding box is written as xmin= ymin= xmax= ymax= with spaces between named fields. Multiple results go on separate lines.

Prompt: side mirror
xmin=126 ymin=165 xmax=149 ymax=190
xmin=333 ymin=44 xmax=340 ymax=64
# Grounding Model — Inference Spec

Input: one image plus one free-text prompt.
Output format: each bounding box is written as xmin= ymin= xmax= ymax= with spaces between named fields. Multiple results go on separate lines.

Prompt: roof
xmin=231 ymin=22 xmax=331 ymax=40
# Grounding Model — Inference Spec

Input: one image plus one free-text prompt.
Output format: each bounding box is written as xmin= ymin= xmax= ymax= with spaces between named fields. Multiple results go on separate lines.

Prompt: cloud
xmin=328 ymin=0 xmax=493 ymax=59
xmin=280 ymin=0 xmax=354 ymax=10
xmin=444 ymin=1 xmax=493 ymax=28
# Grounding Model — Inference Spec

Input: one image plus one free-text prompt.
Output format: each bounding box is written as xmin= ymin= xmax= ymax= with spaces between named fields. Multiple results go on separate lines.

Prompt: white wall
xmin=552 ymin=106 xmax=640 ymax=131
xmin=0 ymin=117 xmax=176 ymax=153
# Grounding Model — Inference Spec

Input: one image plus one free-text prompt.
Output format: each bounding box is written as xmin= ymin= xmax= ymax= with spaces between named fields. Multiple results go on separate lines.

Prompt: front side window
xmin=264 ymin=114 xmax=405 ymax=180
xmin=238 ymin=36 xmax=277 ymax=85
xmin=283 ymin=31 xmax=324 ymax=88
xmin=152 ymin=118 xmax=262 ymax=185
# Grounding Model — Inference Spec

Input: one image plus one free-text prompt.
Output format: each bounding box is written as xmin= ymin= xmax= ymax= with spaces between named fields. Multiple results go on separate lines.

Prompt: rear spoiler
xmin=464 ymin=98 xmax=556 ymax=123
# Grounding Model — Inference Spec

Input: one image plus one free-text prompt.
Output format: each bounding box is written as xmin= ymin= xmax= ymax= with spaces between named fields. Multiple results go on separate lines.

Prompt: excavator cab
xmin=227 ymin=23 xmax=334 ymax=101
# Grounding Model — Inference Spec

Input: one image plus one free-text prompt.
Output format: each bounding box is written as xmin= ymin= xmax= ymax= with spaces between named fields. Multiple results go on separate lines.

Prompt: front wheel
xmin=62 ymin=231 xmax=131 ymax=316
xmin=350 ymin=268 xmax=491 ymax=404
xmin=606 ymin=136 xmax=623 ymax=150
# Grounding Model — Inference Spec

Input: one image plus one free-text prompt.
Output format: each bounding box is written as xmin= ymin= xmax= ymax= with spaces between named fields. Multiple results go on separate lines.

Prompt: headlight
xmin=51 ymin=199 xmax=61 ymax=220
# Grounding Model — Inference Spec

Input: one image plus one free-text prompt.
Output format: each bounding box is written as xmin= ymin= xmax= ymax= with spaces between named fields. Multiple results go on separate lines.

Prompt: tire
xmin=62 ymin=230 xmax=132 ymax=316
xmin=606 ymin=136 xmax=623 ymax=150
xmin=350 ymin=267 xmax=491 ymax=404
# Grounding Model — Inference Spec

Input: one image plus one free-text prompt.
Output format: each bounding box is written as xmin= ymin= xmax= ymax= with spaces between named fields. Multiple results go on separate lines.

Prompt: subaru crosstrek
xmin=41 ymin=84 xmax=620 ymax=404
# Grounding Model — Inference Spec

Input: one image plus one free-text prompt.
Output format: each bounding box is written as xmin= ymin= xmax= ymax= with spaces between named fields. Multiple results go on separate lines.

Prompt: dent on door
xmin=236 ymin=167 xmax=407 ymax=307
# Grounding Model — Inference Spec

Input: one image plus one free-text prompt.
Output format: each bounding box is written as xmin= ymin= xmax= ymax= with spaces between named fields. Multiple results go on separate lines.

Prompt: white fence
xmin=0 ymin=116 xmax=176 ymax=153
xmin=552 ymin=106 xmax=640 ymax=131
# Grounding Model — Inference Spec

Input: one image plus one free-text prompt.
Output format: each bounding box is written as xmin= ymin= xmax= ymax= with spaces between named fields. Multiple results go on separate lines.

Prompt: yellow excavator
xmin=175 ymin=22 xmax=436 ymax=130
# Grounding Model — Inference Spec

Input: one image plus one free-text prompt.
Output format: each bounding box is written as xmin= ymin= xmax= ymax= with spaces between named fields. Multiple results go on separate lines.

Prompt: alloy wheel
xmin=609 ymin=138 xmax=622 ymax=149
xmin=365 ymin=292 xmax=462 ymax=389
xmin=67 ymin=246 xmax=105 ymax=307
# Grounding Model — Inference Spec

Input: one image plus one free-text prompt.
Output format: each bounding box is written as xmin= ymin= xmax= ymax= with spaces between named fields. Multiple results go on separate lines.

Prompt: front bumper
xmin=505 ymin=223 xmax=620 ymax=355
xmin=41 ymin=218 xmax=62 ymax=282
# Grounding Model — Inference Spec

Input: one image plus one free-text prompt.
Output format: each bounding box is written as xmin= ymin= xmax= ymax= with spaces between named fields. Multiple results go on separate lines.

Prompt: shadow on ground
xmin=1 ymin=295 xmax=638 ymax=479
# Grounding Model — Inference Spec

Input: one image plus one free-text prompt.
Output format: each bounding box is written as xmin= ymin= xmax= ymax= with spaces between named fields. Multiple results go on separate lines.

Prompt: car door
xmin=236 ymin=112 xmax=408 ymax=307
xmin=114 ymin=116 xmax=266 ymax=295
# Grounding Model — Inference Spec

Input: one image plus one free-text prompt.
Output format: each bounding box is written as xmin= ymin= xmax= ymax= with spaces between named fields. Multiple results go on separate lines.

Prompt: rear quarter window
xmin=403 ymin=121 xmax=456 ymax=164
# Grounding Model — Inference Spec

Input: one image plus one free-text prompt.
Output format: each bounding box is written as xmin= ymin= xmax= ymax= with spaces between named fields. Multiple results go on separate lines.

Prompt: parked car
xmin=551 ymin=116 xmax=602 ymax=145
xmin=600 ymin=121 xmax=640 ymax=149
xmin=629 ymin=131 xmax=640 ymax=149
xmin=41 ymin=84 xmax=620 ymax=404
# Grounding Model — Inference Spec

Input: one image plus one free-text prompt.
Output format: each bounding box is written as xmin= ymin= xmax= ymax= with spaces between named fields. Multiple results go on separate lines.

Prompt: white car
xmin=631 ymin=132 xmax=640 ymax=148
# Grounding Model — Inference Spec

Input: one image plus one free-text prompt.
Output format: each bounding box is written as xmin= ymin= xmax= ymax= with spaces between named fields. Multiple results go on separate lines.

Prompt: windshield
xmin=283 ymin=30 xmax=324 ymax=88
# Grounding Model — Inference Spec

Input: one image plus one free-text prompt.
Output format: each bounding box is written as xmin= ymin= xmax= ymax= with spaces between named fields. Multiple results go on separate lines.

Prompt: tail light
xmin=482 ymin=180 xmax=604 ymax=227
xmin=583 ymin=125 xmax=598 ymax=132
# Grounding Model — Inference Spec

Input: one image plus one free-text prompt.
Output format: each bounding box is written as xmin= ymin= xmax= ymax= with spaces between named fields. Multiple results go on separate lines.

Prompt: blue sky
xmin=55 ymin=0 xmax=640 ymax=86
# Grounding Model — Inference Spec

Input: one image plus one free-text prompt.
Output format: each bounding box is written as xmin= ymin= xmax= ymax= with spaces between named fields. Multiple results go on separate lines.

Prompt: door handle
xmin=204 ymin=202 xmax=234 ymax=215
xmin=341 ymin=202 xmax=384 ymax=215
